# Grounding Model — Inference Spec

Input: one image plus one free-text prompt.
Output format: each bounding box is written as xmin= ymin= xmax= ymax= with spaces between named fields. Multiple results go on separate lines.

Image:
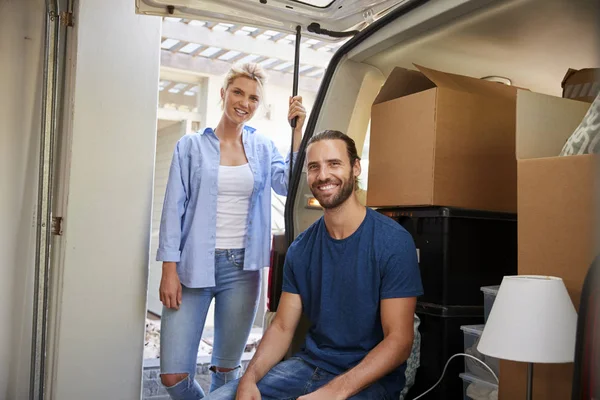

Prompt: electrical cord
xmin=411 ymin=353 xmax=499 ymax=400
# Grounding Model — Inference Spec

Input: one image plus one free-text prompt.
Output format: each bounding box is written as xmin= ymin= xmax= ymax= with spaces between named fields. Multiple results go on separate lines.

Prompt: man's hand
xmin=235 ymin=379 xmax=261 ymax=400
xmin=298 ymin=386 xmax=345 ymax=400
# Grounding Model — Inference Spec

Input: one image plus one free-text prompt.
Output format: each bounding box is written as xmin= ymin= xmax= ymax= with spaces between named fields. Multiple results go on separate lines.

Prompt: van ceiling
xmin=356 ymin=0 xmax=599 ymax=96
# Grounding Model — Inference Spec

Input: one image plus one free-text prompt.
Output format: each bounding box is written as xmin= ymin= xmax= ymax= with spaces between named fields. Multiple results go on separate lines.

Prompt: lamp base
xmin=526 ymin=363 xmax=533 ymax=400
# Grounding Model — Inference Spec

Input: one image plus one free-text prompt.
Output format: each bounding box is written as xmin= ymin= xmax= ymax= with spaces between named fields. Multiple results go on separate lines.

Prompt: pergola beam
xmin=162 ymin=20 xmax=331 ymax=69
xmin=161 ymin=50 xmax=322 ymax=93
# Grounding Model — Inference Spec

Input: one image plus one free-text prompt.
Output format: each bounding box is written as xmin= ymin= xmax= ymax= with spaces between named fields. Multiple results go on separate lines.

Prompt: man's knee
xmin=160 ymin=372 xmax=188 ymax=387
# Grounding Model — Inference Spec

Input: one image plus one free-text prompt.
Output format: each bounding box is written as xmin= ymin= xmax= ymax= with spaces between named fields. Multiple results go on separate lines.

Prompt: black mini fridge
xmin=377 ymin=207 xmax=517 ymax=400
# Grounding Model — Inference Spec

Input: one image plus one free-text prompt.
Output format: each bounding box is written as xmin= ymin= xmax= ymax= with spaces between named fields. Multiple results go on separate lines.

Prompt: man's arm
xmin=236 ymin=292 xmax=303 ymax=397
xmin=301 ymin=296 xmax=417 ymax=400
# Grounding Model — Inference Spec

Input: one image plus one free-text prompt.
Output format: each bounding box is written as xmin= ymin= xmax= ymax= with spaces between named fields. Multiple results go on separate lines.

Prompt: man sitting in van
xmin=206 ymin=130 xmax=423 ymax=400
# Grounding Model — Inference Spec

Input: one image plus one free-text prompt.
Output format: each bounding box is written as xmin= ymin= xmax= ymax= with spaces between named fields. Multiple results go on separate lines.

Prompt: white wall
xmin=0 ymin=0 xmax=45 ymax=398
xmin=51 ymin=0 xmax=161 ymax=398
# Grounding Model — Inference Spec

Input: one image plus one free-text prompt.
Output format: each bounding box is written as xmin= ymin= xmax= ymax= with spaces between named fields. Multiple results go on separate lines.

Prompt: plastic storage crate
xmin=405 ymin=303 xmax=483 ymax=400
xmin=460 ymin=373 xmax=498 ymax=400
xmin=460 ymin=324 xmax=499 ymax=383
xmin=481 ymin=285 xmax=500 ymax=323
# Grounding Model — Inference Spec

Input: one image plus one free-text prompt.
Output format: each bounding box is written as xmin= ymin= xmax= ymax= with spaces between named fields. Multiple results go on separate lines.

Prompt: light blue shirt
xmin=157 ymin=126 xmax=296 ymax=288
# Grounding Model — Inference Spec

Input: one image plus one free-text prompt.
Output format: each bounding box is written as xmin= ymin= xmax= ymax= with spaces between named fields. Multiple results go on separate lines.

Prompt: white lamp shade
xmin=477 ymin=275 xmax=577 ymax=363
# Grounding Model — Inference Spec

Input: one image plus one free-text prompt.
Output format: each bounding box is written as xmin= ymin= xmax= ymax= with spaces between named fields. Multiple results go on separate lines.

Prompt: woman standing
xmin=157 ymin=62 xmax=306 ymax=400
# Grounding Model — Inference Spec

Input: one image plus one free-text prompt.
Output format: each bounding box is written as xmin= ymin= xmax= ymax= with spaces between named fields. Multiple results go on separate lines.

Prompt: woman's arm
xmin=156 ymin=139 xmax=189 ymax=263
xmin=156 ymin=139 xmax=190 ymax=309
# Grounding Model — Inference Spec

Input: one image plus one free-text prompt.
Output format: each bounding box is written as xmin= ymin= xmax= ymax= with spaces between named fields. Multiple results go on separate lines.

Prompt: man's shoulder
xmin=367 ymin=208 xmax=411 ymax=241
xmin=287 ymin=217 xmax=323 ymax=257
xmin=365 ymin=209 xmax=417 ymax=262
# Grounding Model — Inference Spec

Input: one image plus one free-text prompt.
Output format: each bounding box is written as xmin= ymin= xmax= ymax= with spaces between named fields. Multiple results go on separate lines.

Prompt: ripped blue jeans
xmin=160 ymin=249 xmax=260 ymax=400
xmin=203 ymin=357 xmax=391 ymax=400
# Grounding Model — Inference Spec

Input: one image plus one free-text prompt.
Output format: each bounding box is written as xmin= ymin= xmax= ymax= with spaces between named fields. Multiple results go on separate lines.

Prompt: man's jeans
xmin=203 ymin=357 xmax=391 ymax=400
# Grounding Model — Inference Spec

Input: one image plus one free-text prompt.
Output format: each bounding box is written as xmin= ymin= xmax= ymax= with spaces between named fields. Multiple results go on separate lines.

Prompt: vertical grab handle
xmin=290 ymin=24 xmax=301 ymax=129
xmin=288 ymin=25 xmax=302 ymax=197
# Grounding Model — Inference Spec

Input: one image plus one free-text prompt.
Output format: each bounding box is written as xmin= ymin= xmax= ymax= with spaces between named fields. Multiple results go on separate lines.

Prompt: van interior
xmin=291 ymin=0 xmax=598 ymax=234
xmin=273 ymin=0 xmax=600 ymax=399
xmin=140 ymin=0 xmax=599 ymax=398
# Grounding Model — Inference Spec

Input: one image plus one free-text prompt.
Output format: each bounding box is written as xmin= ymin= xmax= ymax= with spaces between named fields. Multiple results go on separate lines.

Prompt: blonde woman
xmin=157 ymin=62 xmax=306 ymax=400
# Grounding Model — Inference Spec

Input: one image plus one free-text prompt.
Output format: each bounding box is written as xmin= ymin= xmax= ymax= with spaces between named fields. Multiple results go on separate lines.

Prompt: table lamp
xmin=477 ymin=275 xmax=578 ymax=400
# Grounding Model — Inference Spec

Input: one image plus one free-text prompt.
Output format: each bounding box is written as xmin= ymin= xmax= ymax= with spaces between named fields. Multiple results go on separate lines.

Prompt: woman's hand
xmin=289 ymin=95 xmax=306 ymax=152
xmin=288 ymin=95 xmax=306 ymax=132
xmin=160 ymin=262 xmax=182 ymax=310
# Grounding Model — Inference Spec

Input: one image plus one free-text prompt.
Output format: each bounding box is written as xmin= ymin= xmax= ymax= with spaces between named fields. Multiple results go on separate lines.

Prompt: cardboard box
xmin=500 ymin=91 xmax=599 ymax=400
xmin=367 ymin=65 xmax=518 ymax=212
xmin=561 ymin=68 xmax=600 ymax=103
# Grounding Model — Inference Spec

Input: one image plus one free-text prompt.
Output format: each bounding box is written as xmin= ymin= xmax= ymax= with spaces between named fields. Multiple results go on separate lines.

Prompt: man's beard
xmin=311 ymin=170 xmax=355 ymax=210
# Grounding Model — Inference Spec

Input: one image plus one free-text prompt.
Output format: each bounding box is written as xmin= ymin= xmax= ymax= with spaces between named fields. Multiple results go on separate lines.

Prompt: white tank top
xmin=215 ymin=163 xmax=254 ymax=249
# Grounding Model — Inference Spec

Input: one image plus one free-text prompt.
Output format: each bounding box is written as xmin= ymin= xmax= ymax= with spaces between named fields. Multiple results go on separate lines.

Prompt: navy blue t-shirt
xmin=282 ymin=208 xmax=424 ymax=398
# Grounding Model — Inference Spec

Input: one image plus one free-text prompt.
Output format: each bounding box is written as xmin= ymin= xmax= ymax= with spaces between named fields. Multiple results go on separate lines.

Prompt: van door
xmin=135 ymin=0 xmax=414 ymax=40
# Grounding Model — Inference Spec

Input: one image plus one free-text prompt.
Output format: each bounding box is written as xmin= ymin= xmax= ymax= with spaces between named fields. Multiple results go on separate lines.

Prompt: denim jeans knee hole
xmin=210 ymin=365 xmax=240 ymax=381
xmin=160 ymin=373 xmax=189 ymax=389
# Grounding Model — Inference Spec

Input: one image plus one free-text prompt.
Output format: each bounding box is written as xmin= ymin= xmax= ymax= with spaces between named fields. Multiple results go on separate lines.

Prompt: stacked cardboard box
xmin=500 ymin=90 xmax=599 ymax=400
xmin=367 ymin=65 xmax=518 ymax=212
xmin=368 ymin=65 xmax=598 ymax=399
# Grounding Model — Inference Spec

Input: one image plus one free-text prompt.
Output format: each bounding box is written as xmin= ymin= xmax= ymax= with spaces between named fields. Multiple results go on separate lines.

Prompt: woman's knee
xmin=210 ymin=366 xmax=236 ymax=373
xmin=210 ymin=365 xmax=241 ymax=387
xmin=160 ymin=372 xmax=189 ymax=387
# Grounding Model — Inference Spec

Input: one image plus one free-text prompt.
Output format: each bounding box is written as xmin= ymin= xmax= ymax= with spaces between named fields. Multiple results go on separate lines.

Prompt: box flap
xmin=415 ymin=64 xmax=517 ymax=99
xmin=516 ymin=91 xmax=591 ymax=160
xmin=561 ymin=68 xmax=579 ymax=88
xmin=373 ymin=65 xmax=519 ymax=105
xmin=561 ymin=68 xmax=600 ymax=88
xmin=372 ymin=66 xmax=435 ymax=105
xmin=561 ymin=67 xmax=600 ymax=102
